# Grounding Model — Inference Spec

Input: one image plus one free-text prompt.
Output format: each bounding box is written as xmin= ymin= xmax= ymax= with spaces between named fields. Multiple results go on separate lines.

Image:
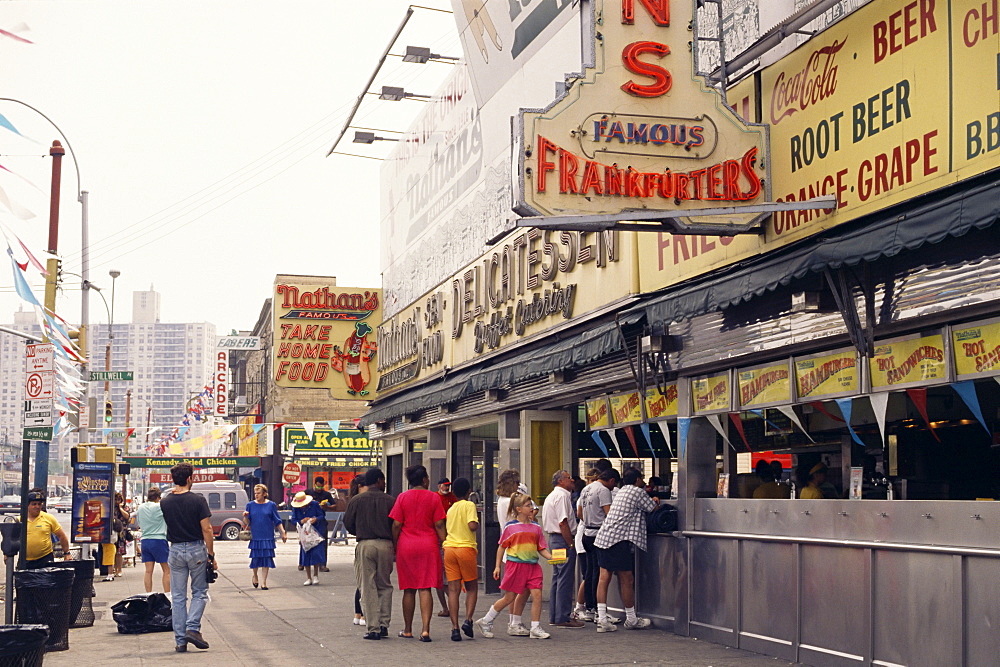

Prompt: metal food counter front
xmin=636 ymin=499 xmax=1000 ymax=667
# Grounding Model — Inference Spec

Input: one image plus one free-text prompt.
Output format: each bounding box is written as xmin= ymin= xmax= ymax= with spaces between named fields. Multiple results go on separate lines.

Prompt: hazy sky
xmin=0 ymin=0 xmax=459 ymax=334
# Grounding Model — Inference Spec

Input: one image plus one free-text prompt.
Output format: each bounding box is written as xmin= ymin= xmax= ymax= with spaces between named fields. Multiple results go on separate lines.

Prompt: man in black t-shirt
xmin=160 ymin=462 xmax=216 ymax=653
xmin=311 ymin=477 xmax=335 ymax=572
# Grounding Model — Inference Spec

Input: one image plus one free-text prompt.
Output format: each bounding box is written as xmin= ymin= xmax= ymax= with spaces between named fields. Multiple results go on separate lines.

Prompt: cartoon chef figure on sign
xmin=331 ymin=321 xmax=377 ymax=396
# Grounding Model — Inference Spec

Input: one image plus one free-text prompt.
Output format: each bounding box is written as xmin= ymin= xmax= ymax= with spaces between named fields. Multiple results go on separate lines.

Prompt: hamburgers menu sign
xmin=515 ymin=0 xmax=768 ymax=220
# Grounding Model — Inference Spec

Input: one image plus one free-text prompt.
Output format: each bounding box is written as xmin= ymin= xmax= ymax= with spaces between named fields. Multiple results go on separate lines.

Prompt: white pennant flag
xmin=302 ymin=421 xmax=315 ymax=441
xmin=868 ymin=392 xmax=890 ymax=444
xmin=656 ymin=420 xmax=673 ymax=457
xmin=776 ymin=405 xmax=815 ymax=443
xmin=705 ymin=413 xmax=733 ymax=450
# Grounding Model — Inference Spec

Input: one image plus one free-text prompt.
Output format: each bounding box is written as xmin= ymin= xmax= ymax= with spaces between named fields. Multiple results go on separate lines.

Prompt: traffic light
xmin=104 ymin=401 xmax=113 ymax=424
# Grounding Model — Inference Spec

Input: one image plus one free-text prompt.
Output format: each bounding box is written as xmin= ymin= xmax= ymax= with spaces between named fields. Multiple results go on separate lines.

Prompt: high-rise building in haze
xmin=0 ymin=288 xmax=218 ymax=473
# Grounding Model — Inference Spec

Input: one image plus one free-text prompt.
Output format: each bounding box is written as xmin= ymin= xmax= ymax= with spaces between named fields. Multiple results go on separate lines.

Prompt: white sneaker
xmin=623 ymin=617 xmax=651 ymax=629
xmin=311 ymin=576 xmax=320 ymax=585
xmin=606 ymin=614 xmax=622 ymax=624
xmin=507 ymin=623 xmax=530 ymax=636
xmin=576 ymin=609 xmax=595 ymax=622
xmin=529 ymin=626 xmax=551 ymax=639
xmin=303 ymin=579 xmax=313 ymax=586
xmin=475 ymin=617 xmax=494 ymax=638
xmin=596 ymin=619 xmax=617 ymax=633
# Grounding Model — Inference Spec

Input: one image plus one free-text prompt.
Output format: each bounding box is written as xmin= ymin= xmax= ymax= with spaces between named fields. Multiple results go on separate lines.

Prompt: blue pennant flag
xmin=834 ymin=398 xmax=864 ymax=445
xmin=951 ymin=381 xmax=990 ymax=435
xmin=639 ymin=422 xmax=655 ymax=457
xmin=678 ymin=417 xmax=691 ymax=459
xmin=590 ymin=431 xmax=609 ymax=457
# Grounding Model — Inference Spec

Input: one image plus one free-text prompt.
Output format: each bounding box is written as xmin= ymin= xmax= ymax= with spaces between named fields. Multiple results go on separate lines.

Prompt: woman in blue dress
xmin=290 ymin=491 xmax=326 ymax=586
xmin=243 ymin=484 xmax=287 ymax=590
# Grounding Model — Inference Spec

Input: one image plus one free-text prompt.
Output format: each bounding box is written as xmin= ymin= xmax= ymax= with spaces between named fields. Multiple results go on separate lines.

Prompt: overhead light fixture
xmin=353 ymin=131 xmax=399 ymax=144
xmin=378 ymin=86 xmax=431 ymax=101
xmin=402 ymin=45 xmax=460 ymax=64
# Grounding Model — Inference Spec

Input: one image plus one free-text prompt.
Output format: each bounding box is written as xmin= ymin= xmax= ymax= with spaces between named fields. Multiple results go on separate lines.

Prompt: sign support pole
xmin=17 ymin=438 xmax=30 ymax=570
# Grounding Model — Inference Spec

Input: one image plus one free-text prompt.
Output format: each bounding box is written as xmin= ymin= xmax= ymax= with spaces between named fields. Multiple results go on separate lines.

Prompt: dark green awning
xmin=630 ymin=170 xmax=1000 ymax=327
xmin=359 ymin=311 xmax=643 ymax=428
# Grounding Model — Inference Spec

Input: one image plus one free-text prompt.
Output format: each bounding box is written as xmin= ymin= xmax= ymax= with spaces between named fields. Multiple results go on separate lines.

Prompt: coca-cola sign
xmin=769 ymin=39 xmax=846 ymax=125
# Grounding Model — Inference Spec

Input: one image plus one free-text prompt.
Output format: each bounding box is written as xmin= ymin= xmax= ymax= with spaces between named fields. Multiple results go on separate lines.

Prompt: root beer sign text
xmin=516 ymin=0 xmax=767 ymax=219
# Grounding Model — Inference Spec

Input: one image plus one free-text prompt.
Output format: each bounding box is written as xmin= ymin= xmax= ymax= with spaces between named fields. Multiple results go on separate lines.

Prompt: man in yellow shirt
xmin=442 ymin=477 xmax=479 ymax=641
xmin=26 ymin=489 xmax=71 ymax=568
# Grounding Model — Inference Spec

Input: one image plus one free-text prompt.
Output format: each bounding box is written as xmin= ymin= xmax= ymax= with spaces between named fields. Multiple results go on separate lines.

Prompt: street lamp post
xmin=104 ymin=270 xmax=120 ymax=442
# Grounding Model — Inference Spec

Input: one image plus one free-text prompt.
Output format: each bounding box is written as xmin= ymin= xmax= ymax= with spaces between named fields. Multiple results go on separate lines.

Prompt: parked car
xmin=53 ymin=496 xmax=73 ymax=513
xmin=0 ymin=495 xmax=20 ymax=512
xmin=160 ymin=481 xmax=248 ymax=540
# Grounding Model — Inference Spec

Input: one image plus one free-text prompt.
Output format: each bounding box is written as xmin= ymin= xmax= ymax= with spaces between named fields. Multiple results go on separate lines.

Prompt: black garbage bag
xmin=111 ymin=593 xmax=173 ymax=634
xmin=14 ymin=567 xmax=75 ymax=652
xmin=0 ymin=625 xmax=49 ymax=667
xmin=646 ymin=503 xmax=678 ymax=533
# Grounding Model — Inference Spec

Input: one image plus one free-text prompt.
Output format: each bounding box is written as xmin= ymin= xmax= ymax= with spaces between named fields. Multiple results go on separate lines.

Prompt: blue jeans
xmin=168 ymin=541 xmax=209 ymax=646
xmin=547 ymin=533 xmax=576 ymax=624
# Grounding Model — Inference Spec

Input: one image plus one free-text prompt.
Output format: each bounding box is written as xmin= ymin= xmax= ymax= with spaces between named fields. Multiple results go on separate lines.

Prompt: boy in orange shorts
xmin=443 ymin=477 xmax=479 ymax=641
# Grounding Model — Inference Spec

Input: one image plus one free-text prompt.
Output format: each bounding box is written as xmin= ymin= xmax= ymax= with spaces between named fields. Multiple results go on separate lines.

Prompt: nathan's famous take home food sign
xmin=272 ymin=276 xmax=382 ymax=399
xmin=641 ymin=0 xmax=1000 ymax=294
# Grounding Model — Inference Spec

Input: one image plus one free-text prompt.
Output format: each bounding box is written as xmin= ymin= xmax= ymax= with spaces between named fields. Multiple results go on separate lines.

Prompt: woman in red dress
xmin=389 ymin=464 xmax=447 ymax=641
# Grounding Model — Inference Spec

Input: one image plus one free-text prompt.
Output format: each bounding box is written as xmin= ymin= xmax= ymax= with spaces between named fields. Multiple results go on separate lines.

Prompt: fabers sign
xmin=515 ymin=0 xmax=768 ymax=219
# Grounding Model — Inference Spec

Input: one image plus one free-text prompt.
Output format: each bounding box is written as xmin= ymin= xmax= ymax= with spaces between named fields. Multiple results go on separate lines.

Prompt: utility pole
xmin=33 ymin=140 xmax=65 ymax=493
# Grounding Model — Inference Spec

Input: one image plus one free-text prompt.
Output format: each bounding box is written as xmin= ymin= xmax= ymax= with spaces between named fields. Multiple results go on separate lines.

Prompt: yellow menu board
xmin=585 ymin=397 xmax=611 ymax=430
xmin=692 ymin=374 xmax=730 ymax=413
xmin=795 ymin=350 xmax=859 ymax=399
xmin=952 ymin=320 xmax=1000 ymax=377
xmin=737 ymin=363 xmax=791 ymax=408
xmin=609 ymin=392 xmax=643 ymax=425
xmin=644 ymin=384 xmax=679 ymax=420
xmin=870 ymin=334 xmax=947 ymax=389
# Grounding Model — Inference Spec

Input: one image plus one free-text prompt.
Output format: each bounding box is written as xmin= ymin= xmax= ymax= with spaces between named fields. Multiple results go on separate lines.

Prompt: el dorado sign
xmin=515 ymin=0 xmax=768 ymax=219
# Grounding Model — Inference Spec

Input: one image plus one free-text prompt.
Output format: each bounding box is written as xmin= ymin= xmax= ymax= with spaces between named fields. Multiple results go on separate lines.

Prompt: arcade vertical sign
xmin=214 ymin=349 xmax=229 ymax=417
xmin=515 ymin=0 xmax=768 ymax=220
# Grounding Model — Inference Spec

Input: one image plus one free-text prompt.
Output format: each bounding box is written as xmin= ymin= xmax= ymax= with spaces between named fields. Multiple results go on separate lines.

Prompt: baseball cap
xmin=438 ymin=478 xmax=451 ymax=486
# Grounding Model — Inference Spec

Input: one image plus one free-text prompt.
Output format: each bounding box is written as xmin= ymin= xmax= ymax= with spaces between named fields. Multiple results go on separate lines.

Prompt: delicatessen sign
xmin=377 ymin=228 xmax=637 ymax=393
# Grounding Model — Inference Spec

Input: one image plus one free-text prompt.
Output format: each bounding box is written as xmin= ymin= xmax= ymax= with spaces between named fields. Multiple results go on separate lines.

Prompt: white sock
xmin=531 ymin=621 xmax=540 ymax=629
xmin=510 ymin=614 xmax=522 ymax=626
xmin=625 ymin=606 xmax=637 ymax=623
xmin=597 ymin=603 xmax=608 ymax=623
xmin=484 ymin=607 xmax=499 ymax=623
xmin=574 ymin=602 xmax=585 ymax=612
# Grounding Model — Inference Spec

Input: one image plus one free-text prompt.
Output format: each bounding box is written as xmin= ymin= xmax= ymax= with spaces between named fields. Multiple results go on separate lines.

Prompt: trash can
xmin=0 ymin=625 xmax=49 ymax=667
xmin=51 ymin=559 xmax=96 ymax=627
xmin=14 ymin=568 xmax=74 ymax=652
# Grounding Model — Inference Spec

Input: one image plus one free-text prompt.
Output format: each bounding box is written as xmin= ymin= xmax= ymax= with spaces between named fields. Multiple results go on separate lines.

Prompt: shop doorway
xmin=386 ymin=454 xmax=403 ymax=497
xmin=452 ymin=424 xmax=500 ymax=592
xmin=522 ymin=410 xmax=573 ymax=504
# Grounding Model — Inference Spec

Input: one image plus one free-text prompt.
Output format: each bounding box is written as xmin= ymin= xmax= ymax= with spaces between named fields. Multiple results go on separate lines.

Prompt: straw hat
xmin=290 ymin=492 xmax=313 ymax=508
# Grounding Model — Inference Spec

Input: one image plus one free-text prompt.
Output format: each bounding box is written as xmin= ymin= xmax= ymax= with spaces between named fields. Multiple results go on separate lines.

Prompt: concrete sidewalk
xmin=44 ymin=539 xmax=798 ymax=667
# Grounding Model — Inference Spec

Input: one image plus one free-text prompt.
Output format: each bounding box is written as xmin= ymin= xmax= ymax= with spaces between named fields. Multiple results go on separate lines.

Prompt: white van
xmin=160 ymin=481 xmax=249 ymax=541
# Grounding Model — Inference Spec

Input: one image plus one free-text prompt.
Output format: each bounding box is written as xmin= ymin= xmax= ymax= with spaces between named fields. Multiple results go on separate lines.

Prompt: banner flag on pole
xmin=834 ymin=398 xmax=865 ymax=446
xmin=905 ymin=388 xmax=940 ymax=442
xmin=774 ymin=405 xmax=815 ymax=443
xmin=868 ymin=392 xmax=890 ymax=444
xmin=728 ymin=412 xmax=749 ymax=451
xmin=590 ymin=431 xmax=609 ymax=457
xmin=327 ymin=420 xmax=340 ymax=435
xmin=678 ymin=418 xmax=691 ymax=459
xmin=951 ymin=381 xmax=990 ymax=435
xmin=656 ymin=421 xmax=674 ymax=458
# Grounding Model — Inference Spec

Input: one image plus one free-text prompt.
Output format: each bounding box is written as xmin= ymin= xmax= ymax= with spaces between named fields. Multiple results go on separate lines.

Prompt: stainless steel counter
xmin=637 ymin=499 xmax=1000 ymax=666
